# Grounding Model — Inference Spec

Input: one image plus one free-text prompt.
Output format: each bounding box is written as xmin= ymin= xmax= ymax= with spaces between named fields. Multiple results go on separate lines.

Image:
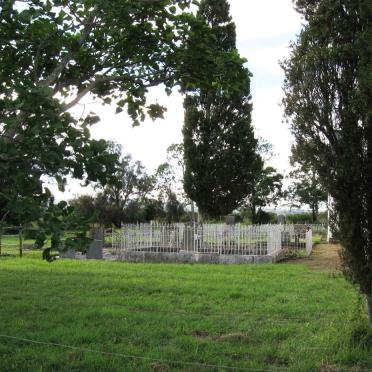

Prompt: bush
xmin=286 ymin=213 xmax=313 ymax=224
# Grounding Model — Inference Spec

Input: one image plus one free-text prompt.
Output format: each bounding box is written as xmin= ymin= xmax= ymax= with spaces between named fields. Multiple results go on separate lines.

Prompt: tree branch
xmin=41 ymin=10 xmax=97 ymax=88
xmin=63 ymin=73 xmax=165 ymax=111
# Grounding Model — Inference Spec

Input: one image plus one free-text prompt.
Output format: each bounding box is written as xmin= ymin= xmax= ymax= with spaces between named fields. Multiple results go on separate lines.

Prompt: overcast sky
xmin=52 ymin=0 xmax=304 ymax=200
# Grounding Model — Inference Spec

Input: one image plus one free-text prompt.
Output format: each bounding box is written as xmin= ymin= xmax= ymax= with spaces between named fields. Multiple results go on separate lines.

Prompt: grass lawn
xmin=0 ymin=250 xmax=371 ymax=371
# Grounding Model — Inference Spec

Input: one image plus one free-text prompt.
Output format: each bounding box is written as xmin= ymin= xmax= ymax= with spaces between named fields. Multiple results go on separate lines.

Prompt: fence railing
xmin=0 ymin=226 xmax=25 ymax=257
xmin=113 ymin=223 xmax=312 ymax=258
xmin=0 ymin=223 xmax=315 ymax=260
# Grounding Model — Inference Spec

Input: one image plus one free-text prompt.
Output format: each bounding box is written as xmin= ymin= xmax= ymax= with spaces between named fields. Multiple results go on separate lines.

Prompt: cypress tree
xmin=182 ymin=0 xmax=260 ymax=218
xmin=282 ymin=0 xmax=372 ymax=322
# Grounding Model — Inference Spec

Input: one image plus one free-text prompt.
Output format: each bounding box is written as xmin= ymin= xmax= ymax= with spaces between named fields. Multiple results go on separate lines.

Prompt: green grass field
xmin=0 ymin=251 xmax=371 ymax=371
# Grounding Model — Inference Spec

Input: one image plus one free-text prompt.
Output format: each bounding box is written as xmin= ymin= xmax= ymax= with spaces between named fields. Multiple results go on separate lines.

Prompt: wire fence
xmin=0 ymin=226 xmax=85 ymax=257
xmin=0 ymin=333 xmax=327 ymax=372
xmin=0 ymin=331 xmax=369 ymax=372
xmin=0 ymin=226 xmax=27 ymax=257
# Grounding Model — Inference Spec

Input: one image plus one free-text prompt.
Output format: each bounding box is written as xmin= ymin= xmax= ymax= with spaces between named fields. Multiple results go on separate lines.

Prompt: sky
xmin=52 ymin=0 xmax=304 ymax=200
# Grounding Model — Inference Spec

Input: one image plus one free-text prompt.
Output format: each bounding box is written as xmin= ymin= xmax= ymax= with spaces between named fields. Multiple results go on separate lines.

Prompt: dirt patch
xmin=319 ymin=365 xmax=340 ymax=372
xmin=217 ymin=332 xmax=250 ymax=343
xmin=189 ymin=330 xmax=209 ymax=338
xmin=150 ymin=363 xmax=169 ymax=371
xmin=287 ymin=244 xmax=341 ymax=273
xmin=264 ymin=355 xmax=289 ymax=366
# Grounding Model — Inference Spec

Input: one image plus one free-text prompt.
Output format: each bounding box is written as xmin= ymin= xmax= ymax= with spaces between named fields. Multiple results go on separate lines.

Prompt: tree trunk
xmin=311 ymin=204 xmax=317 ymax=223
xmin=367 ymin=294 xmax=372 ymax=326
xmin=190 ymin=200 xmax=195 ymax=222
xmin=251 ymin=206 xmax=257 ymax=224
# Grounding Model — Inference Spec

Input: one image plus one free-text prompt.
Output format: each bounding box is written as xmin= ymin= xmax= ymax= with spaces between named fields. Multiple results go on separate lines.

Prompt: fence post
xmin=120 ymin=223 xmax=123 ymax=252
xmin=306 ymin=228 xmax=313 ymax=257
xmin=150 ymin=221 xmax=153 ymax=250
xmin=193 ymin=221 xmax=196 ymax=252
xmin=237 ymin=223 xmax=240 ymax=255
xmin=111 ymin=226 xmax=115 ymax=253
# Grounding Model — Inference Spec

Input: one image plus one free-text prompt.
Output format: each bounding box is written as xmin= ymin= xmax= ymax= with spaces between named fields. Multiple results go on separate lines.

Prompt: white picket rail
xmin=111 ymin=223 xmax=312 ymax=257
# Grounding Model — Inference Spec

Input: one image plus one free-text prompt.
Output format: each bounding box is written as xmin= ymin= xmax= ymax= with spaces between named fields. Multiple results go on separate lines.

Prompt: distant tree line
xmin=68 ymin=143 xmax=194 ymax=227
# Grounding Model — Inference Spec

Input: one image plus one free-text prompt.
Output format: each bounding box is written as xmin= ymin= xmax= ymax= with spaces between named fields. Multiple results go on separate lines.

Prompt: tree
xmin=69 ymin=193 xmax=121 ymax=227
xmin=182 ymin=0 xmax=260 ymax=218
xmin=0 ymin=0 xmax=194 ymax=232
xmin=166 ymin=143 xmax=187 ymax=200
xmin=165 ymin=192 xmax=185 ymax=223
xmin=288 ymin=166 xmax=327 ymax=222
xmin=104 ymin=155 xmax=155 ymax=210
xmin=91 ymin=142 xmax=157 ymax=225
xmin=282 ymin=0 xmax=372 ymax=321
xmin=243 ymin=166 xmax=283 ymax=224
xmin=165 ymin=143 xmax=196 ymax=218
xmin=155 ymin=162 xmax=177 ymax=203
xmin=141 ymin=198 xmax=165 ymax=222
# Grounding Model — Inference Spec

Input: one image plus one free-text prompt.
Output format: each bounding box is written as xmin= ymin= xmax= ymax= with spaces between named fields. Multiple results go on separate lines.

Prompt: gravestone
xmin=225 ymin=215 xmax=235 ymax=225
xmin=87 ymin=226 xmax=104 ymax=259
xmin=281 ymin=231 xmax=291 ymax=247
xmin=182 ymin=224 xmax=195 ymax=252
xmin=277 ymin=215 xmax=286 ymax=224
xmin=293 ymin=224 xmax=307 ymax=247
xmin=60 ymin=249 xmax=75 ymax=259
xmin=59 ymin=241 xmax=75 ymax=259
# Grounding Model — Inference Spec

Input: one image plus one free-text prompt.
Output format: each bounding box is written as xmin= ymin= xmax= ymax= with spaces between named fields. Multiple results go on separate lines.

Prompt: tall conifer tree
xmin=282 ymin=0 xmax=372 ymax=321
xmin=182 ymin=0 xmax=260 ymax=218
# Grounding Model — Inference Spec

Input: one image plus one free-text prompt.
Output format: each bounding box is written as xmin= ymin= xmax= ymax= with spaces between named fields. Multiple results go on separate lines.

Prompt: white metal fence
xmin=112 ymin=223 xmax=313 ymax=258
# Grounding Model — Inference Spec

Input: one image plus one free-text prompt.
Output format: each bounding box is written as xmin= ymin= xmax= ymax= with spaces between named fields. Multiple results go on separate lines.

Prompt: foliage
xmin=155 ymin=162 xmax=177 ymax=203
xmin=288 ymin=165 xmax=327 ymax=222
xmin=286 ymin=213 xmax=314 ymax=224
xmin=0 ymin=256 xmax=371 ymax=370
xmin=70 ymin=193 xmax=190 ymax=225
xmin=165 ymin=192 xmax=185 ymax=222
xmin=141 ymin=198 xmax=166 ymax=222
xmin=29 ymin=200 xmax=93 ymax=258
xmin=0 ymin=0 xmax=194 ymax=234
xmin=165 ymin=143 xmax=190 ymax=205
xmin=243 ymin=166 xmax=283 ymax=224
xmin=69 ymin=193 xmax=118 ymax=226
xmin=155 ymin=143 xmax=195 ymax=219
xmin=69 ymin=142 xmax=192 ymax=225
xmin=282 ymin=0 xmax=372 ymax=317
xmin=182 ymin=0 xmax=260 ymax=218
xmin=101 ymin=143 xmax=156 ymax=225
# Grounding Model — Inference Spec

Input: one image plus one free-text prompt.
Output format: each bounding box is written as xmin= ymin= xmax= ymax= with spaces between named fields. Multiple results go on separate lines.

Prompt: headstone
xmin=281 ymin=231 xmax=290 ymax=246
xmin=60 ymin=249 xmax=75 ymax=259
xmin=277 ymin=215 xmax=286 ymax=224
xmin=225 ymin=215 xmax=235 ymax=225
xmin=294 ymin=224 xmax=307 ymax=234
xmin=182 ymin=224 xmax=195 ymax=252
xmin=59 ymin=240 xmax=75 ymax=259
xmin=87 ymin=226 xmax=104 ymax=259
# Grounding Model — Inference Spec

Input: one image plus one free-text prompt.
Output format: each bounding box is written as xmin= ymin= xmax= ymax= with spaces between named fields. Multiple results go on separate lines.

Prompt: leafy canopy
xmin=0 ymin=0 xmax=195 ymax=232
xmin=243 ymin=166 xmax=283 ymax=224
xmin=287 ymin=165 xmax=327 ymax=222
